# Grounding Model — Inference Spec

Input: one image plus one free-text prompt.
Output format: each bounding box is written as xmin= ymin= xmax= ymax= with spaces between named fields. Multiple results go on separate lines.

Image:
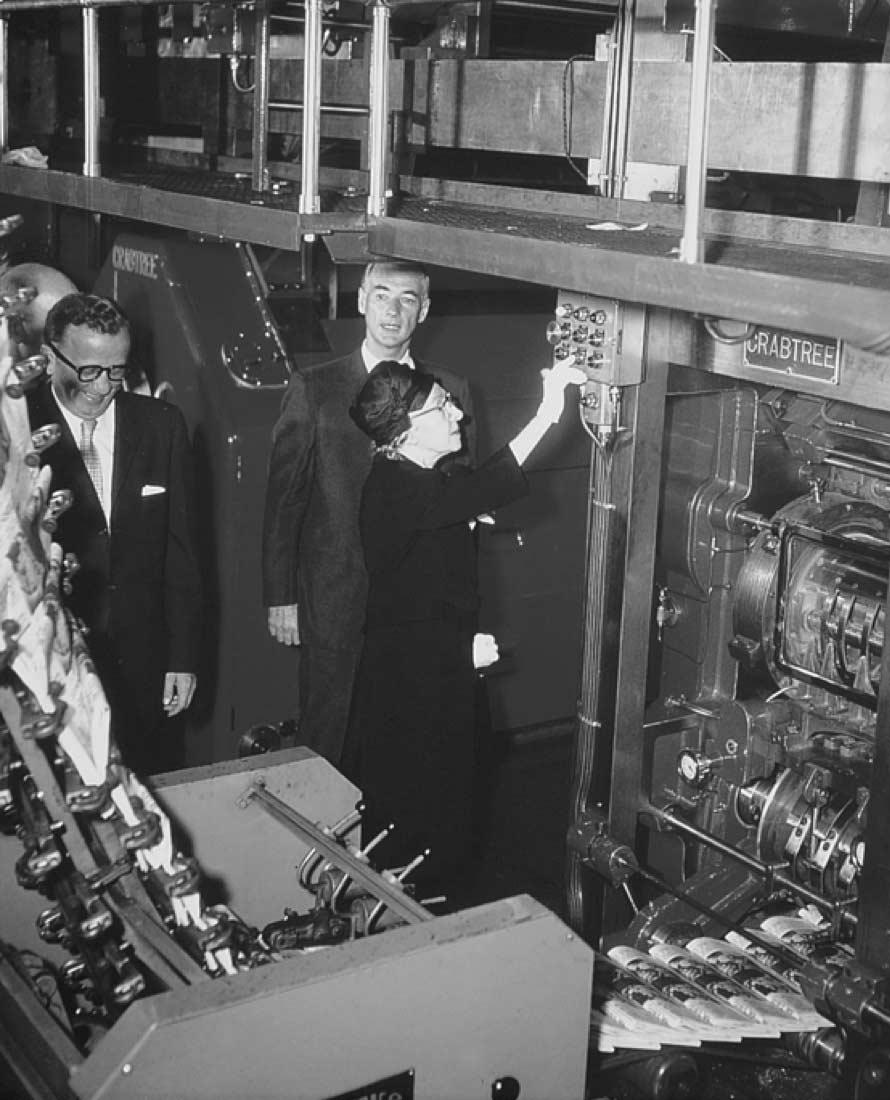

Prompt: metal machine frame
xmin=3 ymin=2 xmax=890 ymax=1095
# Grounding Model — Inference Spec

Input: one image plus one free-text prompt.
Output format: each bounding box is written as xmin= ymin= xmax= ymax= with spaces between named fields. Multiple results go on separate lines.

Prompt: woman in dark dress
xmin=344 ymin=358 xmax=584 ymax=904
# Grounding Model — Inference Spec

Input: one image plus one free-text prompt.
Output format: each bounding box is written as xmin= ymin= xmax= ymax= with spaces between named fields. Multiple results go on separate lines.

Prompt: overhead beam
xmin=370 ymin=205 xmax=890 ymax=351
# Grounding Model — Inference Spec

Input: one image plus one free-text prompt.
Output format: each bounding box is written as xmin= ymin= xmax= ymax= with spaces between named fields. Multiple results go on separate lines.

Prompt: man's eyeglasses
xmin=409 ymin=392 xmax=458 ymax=418
xmin=47 ymin=340 xmax=128 ymax=383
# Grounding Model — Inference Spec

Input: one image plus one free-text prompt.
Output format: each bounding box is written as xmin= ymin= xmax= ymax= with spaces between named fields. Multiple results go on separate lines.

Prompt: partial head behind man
xmin=0 ymin=262 xmax=78 ymax=355
xmin=43 ymin=293 xmax=131 ymax=421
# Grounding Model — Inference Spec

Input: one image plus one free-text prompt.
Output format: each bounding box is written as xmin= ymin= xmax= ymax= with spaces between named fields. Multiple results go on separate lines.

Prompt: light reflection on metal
xmin=679 ymin=0 xmax=717 ymax=264
xmin=367 ymin=1 xmax=391 ymax=218
xmin=600 ymin=0 xmax=636 ymax=199
xmin=83 ymin=6 xmax=100 ymax=177
xmin=251 ymin=0 xmax=271 ymax=193
xmin=0 ymin=19 xmax=7 ymax=153
xmin=299 ymin=0 xmax=324 ymax=219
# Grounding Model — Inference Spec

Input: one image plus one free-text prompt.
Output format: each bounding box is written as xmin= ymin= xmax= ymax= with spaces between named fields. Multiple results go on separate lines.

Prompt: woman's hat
xmin=350 ymin=360 xmax=434 ymax=445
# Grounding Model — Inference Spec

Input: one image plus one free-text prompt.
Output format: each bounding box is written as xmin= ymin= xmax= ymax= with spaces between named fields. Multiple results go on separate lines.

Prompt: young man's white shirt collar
xmin=53 ymin=395 xmax=115 ymax=522
xmin=361 ymin=341 xmax=415 ymax=373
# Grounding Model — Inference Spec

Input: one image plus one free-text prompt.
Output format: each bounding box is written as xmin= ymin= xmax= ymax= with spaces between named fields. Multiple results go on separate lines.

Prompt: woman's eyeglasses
xmin=409 ymin=392 xmax=457 ymax=418
xmin=47 ymin=340 xmax=128 ymax=383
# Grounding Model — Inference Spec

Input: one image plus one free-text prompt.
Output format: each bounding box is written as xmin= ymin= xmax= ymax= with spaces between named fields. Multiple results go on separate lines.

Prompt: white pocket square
xmin=141 ymin=484 xmax=166 ymax=497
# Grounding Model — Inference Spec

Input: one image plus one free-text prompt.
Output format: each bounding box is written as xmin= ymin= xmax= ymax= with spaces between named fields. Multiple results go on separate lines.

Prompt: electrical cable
xmin=562 ymin=54 xmax=597 ymax=185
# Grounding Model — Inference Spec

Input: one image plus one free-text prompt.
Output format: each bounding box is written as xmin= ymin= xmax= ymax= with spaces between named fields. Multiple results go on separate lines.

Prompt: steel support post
xmin=251 ymin=0 xmax=271 ymax=193
xmin=679 ymin=0 xmax=716 ymax=263
xmin=367 ymin=1 xmax=391 ymax=217
xmin=0 ymin=18 xmax=8 ymax=154
xmin=299 ymin=0 xmax=323 ymax=217
xmin=566 ymin=310 xmax=669 ymax=945
xmin=83 ymin=5 xmax=100 ymax=177
xmin=600 ymin=0 xmax=636 ymax=198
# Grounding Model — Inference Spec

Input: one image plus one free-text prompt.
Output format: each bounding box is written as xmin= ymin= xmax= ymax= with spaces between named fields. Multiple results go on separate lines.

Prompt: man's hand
xmin=268 ymin=604 xmax=301 ymax=646
xmin=163 ymin=672 xmax=196 ymax=716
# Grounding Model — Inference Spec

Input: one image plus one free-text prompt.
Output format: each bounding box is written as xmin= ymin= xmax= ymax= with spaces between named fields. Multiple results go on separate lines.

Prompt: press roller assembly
xmin=0 ymin=272 xmax=593 ymax=1100
xmin=561 ymin=291 xmax=890 ymax=1093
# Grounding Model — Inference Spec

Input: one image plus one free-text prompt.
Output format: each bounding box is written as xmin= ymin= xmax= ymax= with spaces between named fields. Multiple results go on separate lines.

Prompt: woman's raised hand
xmin=538 ymin=361 xmax=587 ymax=424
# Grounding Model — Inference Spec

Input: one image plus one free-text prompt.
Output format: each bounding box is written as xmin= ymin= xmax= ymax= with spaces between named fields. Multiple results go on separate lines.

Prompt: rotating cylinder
xmin=732 ymin=495 xmax=889 ymax=711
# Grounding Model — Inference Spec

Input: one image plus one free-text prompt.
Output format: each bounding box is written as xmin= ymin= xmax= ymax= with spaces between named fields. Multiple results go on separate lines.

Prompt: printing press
xmin=0 ymin=278 xmax=593 ymax=1099
xmin=561 ymin=295 xmax=890 ymax=1097
xmin=3 ymin=1 xmax=890 ymax=1097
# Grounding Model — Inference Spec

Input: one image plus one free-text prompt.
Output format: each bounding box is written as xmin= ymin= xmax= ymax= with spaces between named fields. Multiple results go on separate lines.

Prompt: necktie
xmin=80 ymin=418 xmax=103 ymax=500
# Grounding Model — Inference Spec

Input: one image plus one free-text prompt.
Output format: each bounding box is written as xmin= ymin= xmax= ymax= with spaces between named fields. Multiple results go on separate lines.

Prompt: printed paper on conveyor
xmin=6 ymin=471 xmax=53 ymax=614
xmin=724 ymin=929 xmax=809 ymax=991
xmin=1 ymin=352 xmax=49 ymax=525
xmin=56 ymin=642 xmax=111 ymax=788
xmin=759 ymin=914 xmax=854 ymax=968
xmin=10 ymin=596 xmax=56 ymax=709
xmin=686 ymin=936 xmax=832 ymax=1029
xmin=590 ymin=992 xmax=677 ymax=1050
xmin=607 ymin=945 xmax=752 ymax=1040
xmin=589 ymin=1008 xmax=658 ymax=1053
xmin=595 ymin=953 xmax=704 ymax=1041
xmin=648 ymin=944 xmax=792 ymax=1036
xmin=123 ymin=768 xmax=176 ymax=874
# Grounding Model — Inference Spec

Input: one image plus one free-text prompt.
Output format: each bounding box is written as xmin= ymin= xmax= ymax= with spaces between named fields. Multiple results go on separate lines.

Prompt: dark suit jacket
xmin=262 ymin=348 xmax=475 ymax=651
xmin=27 ymin=383 xmax=202 ymax=747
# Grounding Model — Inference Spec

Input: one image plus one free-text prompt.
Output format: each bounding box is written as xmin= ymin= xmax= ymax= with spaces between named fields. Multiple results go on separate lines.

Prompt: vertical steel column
xmin=600 ymin=0 xmax=636 ymax=199
xmin=83 ymin=4 xmax=101 ymax=177
xmin=251 ymin=0 xmax=272 ymax=192
xmin=0 ymin=18 xmax=8 ymax=154
xmin=367 ymin=0 xmax=391 ymax=217
xmin=299 ymin=0 xmax=323 ymax=217
xmin=678 ymin=0 xmax=717 ymax=264
xmin=566 ymin=311 xmax=669 ymax=946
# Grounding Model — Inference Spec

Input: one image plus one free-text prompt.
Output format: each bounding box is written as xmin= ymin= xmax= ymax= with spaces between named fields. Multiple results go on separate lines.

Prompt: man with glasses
xmin=262 ymin=260 xmax=475 ymax=768
xmin=27 ymin=292 xmax=202 ymax=775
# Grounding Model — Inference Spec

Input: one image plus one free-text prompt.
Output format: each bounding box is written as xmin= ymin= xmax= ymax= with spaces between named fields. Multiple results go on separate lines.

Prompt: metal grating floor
xmin=112 ymin=167 xmax=367 ymax=216
xmin=389 ymin=194 xmax=890 ymax=290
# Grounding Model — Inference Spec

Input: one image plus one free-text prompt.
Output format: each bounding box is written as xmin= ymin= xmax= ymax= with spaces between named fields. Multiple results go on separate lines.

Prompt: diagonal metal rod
xmin=240 ymin=779 xmax=433 ymax=924
xmin=645 ymin=803 xmax=858 ymax=931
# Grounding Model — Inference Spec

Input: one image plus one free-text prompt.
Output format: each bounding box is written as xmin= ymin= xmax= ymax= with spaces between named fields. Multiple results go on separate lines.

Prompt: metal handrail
xmin=0 ymin=0 xmax=196 ymax=9
xmin=0 ymin=0 xmax=387 ymax=242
